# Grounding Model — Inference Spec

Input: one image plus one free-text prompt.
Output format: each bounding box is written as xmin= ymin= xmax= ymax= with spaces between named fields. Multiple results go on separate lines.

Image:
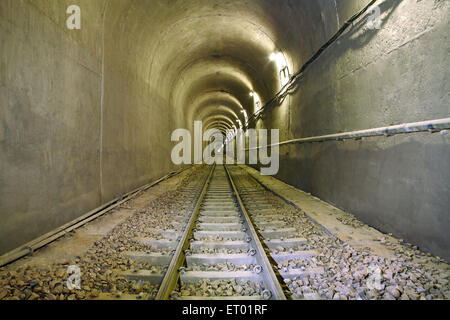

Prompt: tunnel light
xmin=241 ymin=110 xmax=248 ymax=126
xmin=269 ymin=52 xmax=286 ymax=69
xmin=269 ymin=52 xmax=278 ymax=62
xmin=256 ymin=100 xmax=261 ymax=111
xmin=270 ymin=52 xmax=290 ymax=86
xmin=250 ymin=91 xmax=262 ymax=113
xmin=280 ymin=67 xmax=289 ymax=86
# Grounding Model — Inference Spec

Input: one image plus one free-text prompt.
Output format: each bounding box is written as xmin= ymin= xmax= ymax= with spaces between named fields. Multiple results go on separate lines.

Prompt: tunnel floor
xmin=0 ymin=165 xmax=448 ymax=300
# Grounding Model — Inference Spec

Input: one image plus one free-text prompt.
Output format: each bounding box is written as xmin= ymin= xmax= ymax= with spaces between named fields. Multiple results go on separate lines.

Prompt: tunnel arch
xmin=7 ymin=0 xmax=449 ymax=264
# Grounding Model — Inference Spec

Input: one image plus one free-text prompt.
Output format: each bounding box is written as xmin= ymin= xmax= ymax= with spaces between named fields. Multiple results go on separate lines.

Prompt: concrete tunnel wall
xmin=0 ymin=0 xmax=449 ymax=260
xmin=0 ymin=0 xmax=178 ymax=254
xmin=252 ymin=0 xmax=450 ymax=260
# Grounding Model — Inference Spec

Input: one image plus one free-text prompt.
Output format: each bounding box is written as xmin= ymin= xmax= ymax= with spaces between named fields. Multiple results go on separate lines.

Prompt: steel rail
xmin=235 ymin=164 xmax=339 ymax=240
xmin=224 ymin=165 xmax=287 ymax=300
xmin=155 ymin=164 xmax=216 ymax=300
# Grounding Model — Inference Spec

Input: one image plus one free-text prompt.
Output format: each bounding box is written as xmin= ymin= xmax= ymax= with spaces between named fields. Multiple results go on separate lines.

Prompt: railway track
xmin=151 ymin=164 xmax=332 ymax=300
xmin=156 ymin=164 xmax=285 ymax=300
xmin=227 ymin=165 xmax=327 ymax=300
xmin=153 ymin=163 xmax=332 ymax=300
xmin=108 ymin=166 xmax=212 ymax=300
xmin=121 ymin=163 xmax=369 ymax=300
xmin=1 ymin=165 xmax=448 ymax=301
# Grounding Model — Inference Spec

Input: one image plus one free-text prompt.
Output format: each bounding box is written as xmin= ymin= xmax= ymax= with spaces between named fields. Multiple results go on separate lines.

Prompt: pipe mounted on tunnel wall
xmin=246 ymin=118 xmax=450 ymax=150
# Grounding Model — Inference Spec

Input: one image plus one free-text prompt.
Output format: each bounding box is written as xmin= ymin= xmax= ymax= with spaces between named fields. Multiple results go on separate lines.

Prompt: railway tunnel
xmin=0 ymin=0 xmax=449 ymax=301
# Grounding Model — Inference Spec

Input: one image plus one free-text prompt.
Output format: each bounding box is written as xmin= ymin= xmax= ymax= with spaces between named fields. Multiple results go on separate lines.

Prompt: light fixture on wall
xmin=241 ymin=109 xmax=248 ymax=125
xmin=270 ymin=51 xmax=290 ymax=86
xmin=249 ymin=91 xmax=262 ymax=114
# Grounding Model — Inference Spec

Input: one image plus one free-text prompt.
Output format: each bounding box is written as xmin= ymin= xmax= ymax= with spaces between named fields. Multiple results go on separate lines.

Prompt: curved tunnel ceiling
xmin=189 ymin=92 xmax=247 ymax=125
xmin=203 ymin=115 xmax=236 ymax=132
xmin=105 ymin=0 xmax=341 ymax=132
xmin=199 ymin=106 xmax=240 ymax=130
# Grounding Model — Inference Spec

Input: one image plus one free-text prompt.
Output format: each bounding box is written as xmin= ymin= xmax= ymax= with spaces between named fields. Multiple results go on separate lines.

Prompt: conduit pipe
xmin=247 ymin=118 xmax=450 ymax=150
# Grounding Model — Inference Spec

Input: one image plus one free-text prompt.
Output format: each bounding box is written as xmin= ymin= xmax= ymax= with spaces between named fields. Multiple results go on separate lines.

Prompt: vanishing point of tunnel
xmin=0 ymin=0 xmax=449 ymax=302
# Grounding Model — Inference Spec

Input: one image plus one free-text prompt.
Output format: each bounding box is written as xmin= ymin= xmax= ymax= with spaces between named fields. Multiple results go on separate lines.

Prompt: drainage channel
xmin=156 ymin=165 xmax=286 ymax=300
